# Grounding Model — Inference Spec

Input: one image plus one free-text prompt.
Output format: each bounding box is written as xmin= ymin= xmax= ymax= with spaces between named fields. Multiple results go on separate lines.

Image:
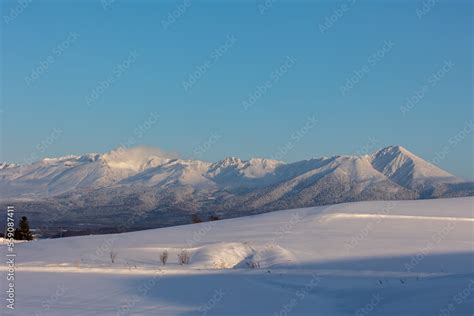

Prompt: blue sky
xmin=1 ymin=0 xmax=473 ymax=179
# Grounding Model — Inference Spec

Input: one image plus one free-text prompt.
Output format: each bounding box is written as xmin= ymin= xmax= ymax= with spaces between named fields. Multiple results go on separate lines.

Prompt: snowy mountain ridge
xmin=0 ymin=145 xmax=472 ymax=236
xmin=1 ymin=145 xmax=465 ymax=198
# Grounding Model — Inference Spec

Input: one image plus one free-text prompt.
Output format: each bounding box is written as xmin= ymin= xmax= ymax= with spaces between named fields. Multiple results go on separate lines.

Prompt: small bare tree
xmin=208 ymin=214 xmax=220 ymax=221
xmin=160 ymin=250 xmax=169 ymax=265
xmin=247 ymin=260 xmax=260 ymax=269
xmin=110 ymin=250 xmax=118 ymax=264
xmin=178 ymin=250 xmax=190 ymax=265
xmin=191 ymin=214 xmax=203 ymax=224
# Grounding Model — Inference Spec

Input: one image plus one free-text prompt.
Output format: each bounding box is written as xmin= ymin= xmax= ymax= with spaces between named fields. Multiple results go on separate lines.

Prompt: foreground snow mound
xmin=75 ymin=242 xmax=296 ymax=270
xmin=191 ymin=242 xmax=296 ymax=269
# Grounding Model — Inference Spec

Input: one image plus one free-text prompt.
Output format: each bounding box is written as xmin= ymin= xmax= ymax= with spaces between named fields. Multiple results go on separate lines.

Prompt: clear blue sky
xmin=1 ymin=0 xmax=473 ymax=179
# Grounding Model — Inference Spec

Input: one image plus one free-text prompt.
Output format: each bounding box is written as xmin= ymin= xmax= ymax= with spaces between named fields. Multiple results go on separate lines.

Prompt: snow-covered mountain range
xmin=1 ymin=145 xmax=472 ymax=236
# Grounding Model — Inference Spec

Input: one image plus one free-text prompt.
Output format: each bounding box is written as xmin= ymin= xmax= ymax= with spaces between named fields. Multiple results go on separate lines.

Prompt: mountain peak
xmin=208 ymin=157 xmax=244 ymax=173
xmin=370 ymin=145 xmax=458 ymax=189
xmin=0 ymin=162 xmax=16 ymax=170
xmin=373 ymin=145 xmax=413 ymax=157
xmin=220 ymin=156 xmax=243 ymax=164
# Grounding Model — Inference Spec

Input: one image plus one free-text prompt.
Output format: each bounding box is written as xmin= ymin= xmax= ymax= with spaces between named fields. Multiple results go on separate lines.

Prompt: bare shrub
xmin=160 ymin=250 xmax=169 ymax=265
xmin=208 ymin=214 xmax=220 ymax=221
xmin=110 ymin=250 xmax=118 ymax=263
xmin=192 ymin=214 xmax=203 ymax=224
xmin=246 ymin=260 xmax=260 ymax=269
xmin=178 ymin=250 xmax=191 ymax=265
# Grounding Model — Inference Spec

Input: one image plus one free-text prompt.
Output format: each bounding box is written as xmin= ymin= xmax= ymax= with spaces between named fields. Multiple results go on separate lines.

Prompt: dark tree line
xmin=3 ymin=216 xmax=33 ymax=241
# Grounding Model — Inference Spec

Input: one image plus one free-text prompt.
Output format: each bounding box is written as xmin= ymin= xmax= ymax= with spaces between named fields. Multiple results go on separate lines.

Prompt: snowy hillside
xmin=1 ymin=197 xmax=473 ymax=315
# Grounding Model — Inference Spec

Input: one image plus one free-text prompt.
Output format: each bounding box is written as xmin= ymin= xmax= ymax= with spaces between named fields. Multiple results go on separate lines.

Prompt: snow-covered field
xmin=1 ymin=197 xmax=473 ymax=315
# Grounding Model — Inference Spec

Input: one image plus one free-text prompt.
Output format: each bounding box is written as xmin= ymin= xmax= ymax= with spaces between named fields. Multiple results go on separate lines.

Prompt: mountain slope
xmin=370 ymin=145 xmax=467 ymax=197
xmin=370 ymin=145 xmax=460 ymax=187
xmin=0 ymin=145 xmax=472 ymax=236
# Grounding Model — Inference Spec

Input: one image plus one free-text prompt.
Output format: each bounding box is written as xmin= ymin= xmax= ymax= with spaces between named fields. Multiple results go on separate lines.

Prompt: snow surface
xmin=1 ymin=197 xmax=473 ymax=315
